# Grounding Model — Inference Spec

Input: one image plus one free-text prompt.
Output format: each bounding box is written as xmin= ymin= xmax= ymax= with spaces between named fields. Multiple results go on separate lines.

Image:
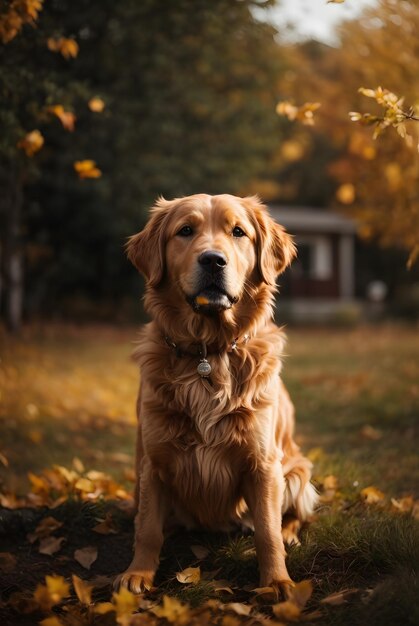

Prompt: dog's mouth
xmin=186 ymin=284 xmax=237 ymax=314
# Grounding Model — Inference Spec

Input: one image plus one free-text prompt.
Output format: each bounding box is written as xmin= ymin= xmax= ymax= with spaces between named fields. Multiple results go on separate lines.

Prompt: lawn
xmin=0 ymin=323 xmax=418 ymax=625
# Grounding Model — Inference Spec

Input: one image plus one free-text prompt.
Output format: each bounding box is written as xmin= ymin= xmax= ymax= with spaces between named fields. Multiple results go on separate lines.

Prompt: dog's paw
xmin=270 ymin=578 xmax=295 ymax=601
xmin=113 ymin=569 xmax=154 ymax=594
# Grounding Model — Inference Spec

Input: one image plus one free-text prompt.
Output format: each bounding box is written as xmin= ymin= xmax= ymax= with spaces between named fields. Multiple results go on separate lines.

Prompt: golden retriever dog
xmin=115 ymin=194 xmax=317 ymax=597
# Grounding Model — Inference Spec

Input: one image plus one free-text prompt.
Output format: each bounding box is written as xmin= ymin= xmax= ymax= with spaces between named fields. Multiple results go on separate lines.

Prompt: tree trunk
xmin=2 ymin=167 xmax=24 ymax=333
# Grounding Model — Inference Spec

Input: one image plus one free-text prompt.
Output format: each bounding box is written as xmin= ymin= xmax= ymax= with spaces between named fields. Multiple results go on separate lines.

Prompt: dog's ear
xmin=126 ymin=197 xmax=172 ymax=287
xmin=242 ymin=196 xmax=296 ymax=286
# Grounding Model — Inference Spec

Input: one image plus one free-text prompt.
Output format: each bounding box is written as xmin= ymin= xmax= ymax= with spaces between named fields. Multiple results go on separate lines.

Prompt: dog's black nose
xmin=198 ymin=250 xmax=227 ymax=274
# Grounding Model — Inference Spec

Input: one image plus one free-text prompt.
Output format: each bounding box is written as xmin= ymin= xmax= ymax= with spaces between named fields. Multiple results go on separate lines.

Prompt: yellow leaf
xmin=176 ymin=566 xmax=201 ymax=584
xmin=94 ymin=601 xmax=115 ymax=614
xmin=72 ymin=574 xmax=93 ymax=605
xmin=47 ymin=105 xmax=76 ymax=131
xmin=391 ymin=496 xmax=414 ymax=513
xmin=40 ymin=617 xmax=64 ymax=626
xmin=75 ymin=477 xmax=94 ymax=492
xmin=289 ymin=579 xmax=313 ymax=609
xmin=47 ymin=37 xmax=79 ymax=59
xmin=74 ymin=545 xmax=98 ymax=569
xmin=336 ymin=183 xmax=355 ymax=205
xmin=361 ymin=486 xmax=385 ymax=504
xmin=74 ymin=160 xmax=102 ymax=179
xmin=151 ymin=595 xmax=190 ymax=624
xmin=17 ymin=130 xmax=44 ymax=157
xmin=88 ymin=97 xmax=105 ymax=112
xmin=323 ymin=475 xmax=338 ymax=491
xmin=34 ymin=575 xmax=70 ymax=611
xmin=272 ymin=600 xmax=301 ymax=621
xmin=112 ymin=587 xmax=139 ymax=623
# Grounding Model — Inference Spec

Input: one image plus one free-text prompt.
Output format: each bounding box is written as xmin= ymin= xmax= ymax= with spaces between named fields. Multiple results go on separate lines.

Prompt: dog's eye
xmin=232 ymin=226 xmax=246 ymax=238
xmin=177 ymin=225 xmax=193 ymax=237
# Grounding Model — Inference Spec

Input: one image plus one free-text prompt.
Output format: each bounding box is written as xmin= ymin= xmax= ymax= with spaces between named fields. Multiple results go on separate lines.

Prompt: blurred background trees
xmin=1 ymin=0 xmax=418 ymax=329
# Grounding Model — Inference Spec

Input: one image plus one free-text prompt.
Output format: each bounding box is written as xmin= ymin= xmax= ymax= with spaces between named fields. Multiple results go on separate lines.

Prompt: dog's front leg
xmin=243 ymin=459 xmax=293 ymax=598
xmin=114 ymin=456 xmax=167 ymax=593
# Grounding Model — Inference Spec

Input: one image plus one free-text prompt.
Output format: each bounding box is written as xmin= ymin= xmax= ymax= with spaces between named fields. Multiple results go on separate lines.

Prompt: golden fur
xmin=115 ymin=194 xmax=317 ymax=596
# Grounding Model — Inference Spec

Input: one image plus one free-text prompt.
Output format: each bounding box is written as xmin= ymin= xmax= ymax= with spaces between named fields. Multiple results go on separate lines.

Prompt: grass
xmin=0 ymin=322 xmax=418 ymax=625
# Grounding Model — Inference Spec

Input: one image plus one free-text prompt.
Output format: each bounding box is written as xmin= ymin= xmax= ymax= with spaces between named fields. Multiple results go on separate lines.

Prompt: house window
xmin=294 ymin=236 xmax=333 ymax=280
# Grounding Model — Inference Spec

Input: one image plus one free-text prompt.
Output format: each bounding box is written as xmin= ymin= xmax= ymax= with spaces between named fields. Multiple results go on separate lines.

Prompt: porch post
xmin=339 ymin=234 xmax=354 ymax=300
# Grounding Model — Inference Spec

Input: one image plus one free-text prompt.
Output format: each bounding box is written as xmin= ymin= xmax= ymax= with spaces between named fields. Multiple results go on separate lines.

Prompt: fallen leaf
xmin=112 ymin=587 xmax=140 ymax=624
xmin=47 ymin=37 xmax=79 ymax=58
xmin=190 ymin=545 xmax=210 ymax=560
xmin=39 ymin=536 xmax=65 ymax=555
xmin=361 ymin=486 xmax=385 ymax=504
xmin=72 ymin=457 xmax=85 ymax=473
xmin=151 ymin=595 xmax=190 ymax=624
xmin=74 ymin=160 xmax=102 ymax=179
xmin=34 ymin=575 xmax=70 ymax=611
xmin=323 ymin=475 xmax=338 ymax=491
xmin=176 ymin=566 xmax=201 ymax=584
xmin=92 ymin=512 xmax=118 ymax=534
xmin=321 ymin=588 xmax=360 ymax=606
xmin=94 ymin=601 xmax=115 ymax=614
xmin=40 ymin=617 xmax=65 ymax=626
xmin=290 ymin=579 xmax=313 ymax=609
xmin=72 ymin=574 xmax=93 ymax=605
xmin=17 ymin=130 xmax=44 ymax=157
xmin=88 ymin=97 xmax=105 ymax=112
xmin=47 ymin=105 xmax=76 ymax=131
xmin=27 ymin=516 xmax=63 ymax=543
xmin=74 ymin=546 xmax=98 ymax=569
xmin=225 ymin=602 xmax=251 ymax=616
xmin=391 ymin=496 xmax=414 ymax=513
xmin=272 ymin=600 xmax=301 ymax=621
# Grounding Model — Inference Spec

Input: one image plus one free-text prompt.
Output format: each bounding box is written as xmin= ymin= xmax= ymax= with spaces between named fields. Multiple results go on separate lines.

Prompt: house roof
xmin=269 ymin=205 xmax=357 ymax=235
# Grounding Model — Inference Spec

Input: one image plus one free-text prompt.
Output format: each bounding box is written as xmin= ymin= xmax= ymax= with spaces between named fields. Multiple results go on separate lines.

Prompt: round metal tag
xmin=197 ymin=359 xmax=212 ymax=377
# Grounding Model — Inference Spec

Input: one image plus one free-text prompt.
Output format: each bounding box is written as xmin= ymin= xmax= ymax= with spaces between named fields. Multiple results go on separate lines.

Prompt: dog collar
xmin=164 ymin=334 xmax=250 ymax=378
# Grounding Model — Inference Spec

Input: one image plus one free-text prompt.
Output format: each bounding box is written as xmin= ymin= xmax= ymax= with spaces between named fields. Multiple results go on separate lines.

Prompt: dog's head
xmin=127 ymin=194 xmax=295 ymax=315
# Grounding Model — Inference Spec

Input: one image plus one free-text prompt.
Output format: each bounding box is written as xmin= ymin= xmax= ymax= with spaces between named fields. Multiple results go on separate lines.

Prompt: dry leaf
xmin=40 ymin=617 xmax=64 ymax=626
xmin=88 ymin=97 xmax=105 ymax=112
xmin=94 ymin=601 xmax=115 ymax=614
xmin=321 ymin=588 xmax=360 ymax=606
xmin=39 ymin=536 xmax=65 ymax=555
xmin=74 ymin=545 xmax=98 ymax=569
xmin=176 ymin=566 xmax=201 ymax=584
xmin=272 ymin=600 xmax=301 ymax=621
xmin=0 ymin=451 xmax=9 ymax=467
xmin=290 ymin=579 xmax=313 ymax=609
xmin=361 ymin=486 xmax=385 ymax=504
xmin=190 ymin=545 xmax=210 ymax=560
xmin=112 ymin=587 xmax=140 ymax=624
xmin=74 ymin=160 xmax=102 ymax=179
xmin=47 ymin=105 xmax=76 ymax=131
xmin=391 ymin=496 xmax=414 ymax=513
xmin=72 ymin=457 xmax=85 ymax=473
xmin=34 ymin=575 xmax=70 ymax=611
xmin=93 ymin=512 xmax=118 ymax=535
xmin=225 ymin=602 xmax=252 ymax=616
xmin=47 ymin=37 xmax=79 ymax=58
xmin=27 ymin=516 xmax=63 ymax=543
xmin=72 ymin=574 xmax=93 ymax=605
xmin=151 ymin=595 xmax=190 ymax=624
xmin=17 ymin=130 xmax=44 ymax=157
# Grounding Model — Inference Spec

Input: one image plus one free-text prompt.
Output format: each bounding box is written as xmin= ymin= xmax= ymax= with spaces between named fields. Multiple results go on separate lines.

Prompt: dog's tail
xmin=282 ymin=455 xmax=318 ymax=521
